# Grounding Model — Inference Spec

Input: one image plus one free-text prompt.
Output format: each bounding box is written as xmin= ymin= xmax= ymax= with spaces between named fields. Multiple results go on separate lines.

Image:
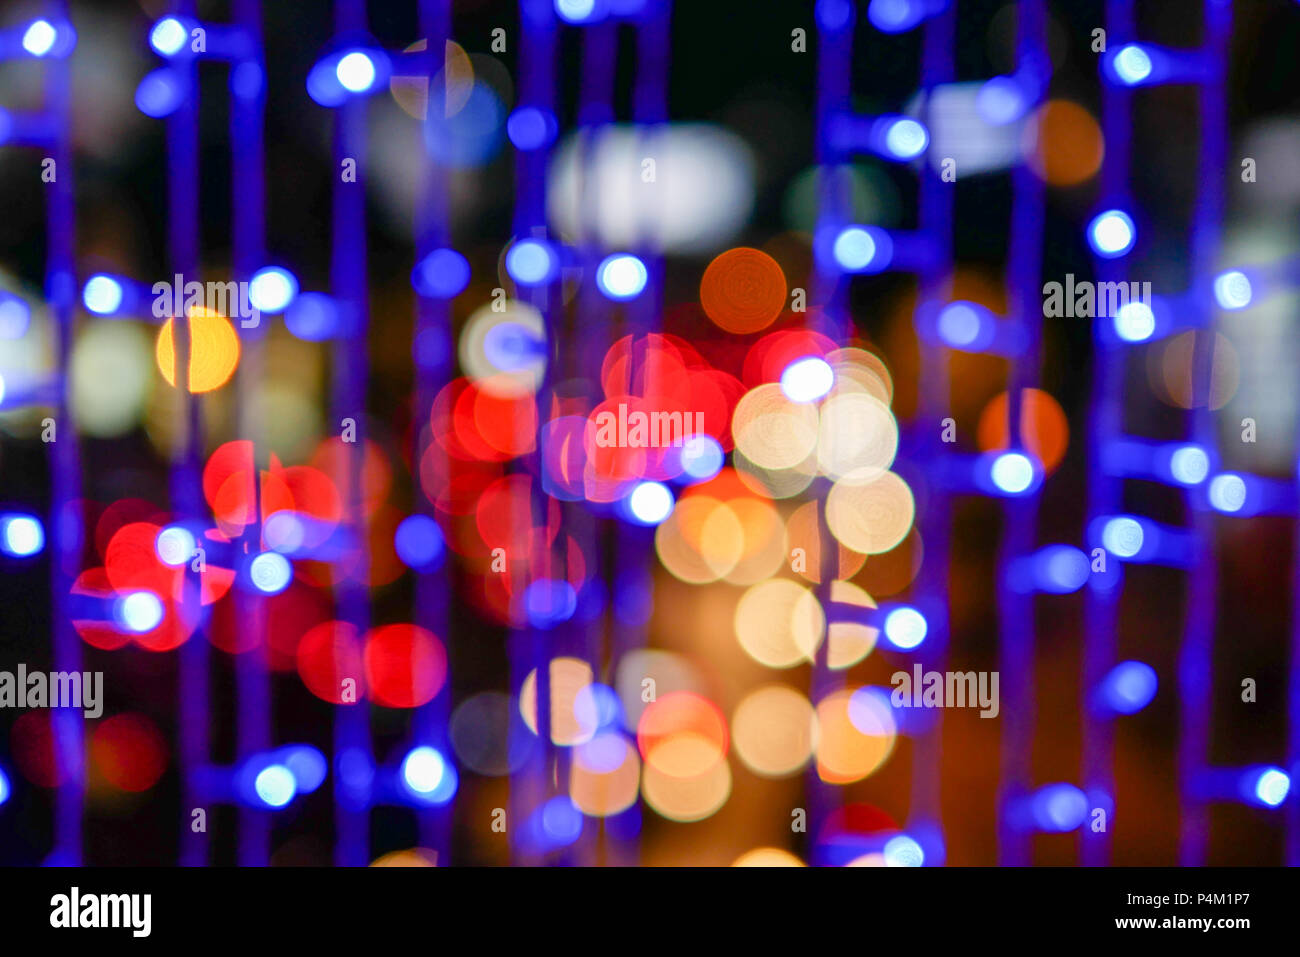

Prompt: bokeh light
xmin=699 ymin=247 xmax=786 ymax=334
xmin=155 ymin=308 xmax=241 ymax=393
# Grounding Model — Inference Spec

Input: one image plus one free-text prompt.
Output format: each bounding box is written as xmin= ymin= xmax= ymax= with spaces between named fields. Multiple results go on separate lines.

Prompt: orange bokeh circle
xmin=700 ymin=247 xmax=787 ymax=335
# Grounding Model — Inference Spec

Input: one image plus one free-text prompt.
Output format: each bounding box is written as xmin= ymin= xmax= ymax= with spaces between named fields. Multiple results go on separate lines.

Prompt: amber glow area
xmin=519 ymin=657 xmax=596 ymax=746
xmin=977 ymin=388 xmax=1069 ymax=473
xmin=732 ymin=685 xmax=816 ymax=777
xmin=699 ymin=247 xmax=787 ymax=334
xmin=732 ymin=848 xmax=806 ymax=866
xmin=369 ymin=848 xmax=439 ymax=867
xmin=815 ymin=688 xmax=896 ymax=784
xmin=1024 ymin=99 xmax=1104 ymax=186
xmin=826 ymin=470 xmax=915 ymax=555
xmin=155 ymin=306 xmax=241 ymax=393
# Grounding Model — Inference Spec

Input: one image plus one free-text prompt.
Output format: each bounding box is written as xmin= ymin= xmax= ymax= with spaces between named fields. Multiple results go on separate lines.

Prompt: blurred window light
xmin=548 ymin=125 xmax=755 ymax=255
xmin=908 ymin=83 xmax=1021 ymax=178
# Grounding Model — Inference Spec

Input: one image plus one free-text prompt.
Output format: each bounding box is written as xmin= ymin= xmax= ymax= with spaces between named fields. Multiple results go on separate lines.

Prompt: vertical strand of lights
xmin=1178 ymin=0 xmax=1230 ymax=866
xmin=44 ymin=0 xmax=85 ymax=866
xmin=907 ymin=0 xmax=955 ymax=857
xmin=329 ymin=0 xmax=373 ymax=867
xmin=606 ymin=0 xmax=670 ymax=867
xmin=995 ymin=0 xmax=1047 ymax=867
xmin=1080 ymin=0 xmax=1135 ymax=867
xmin=1291 ymin=386 xmax=1300 ymax=857
xmin=229 ymin=0 xmax=272 ymax=867
xmin=510 ymin=0 xmax=558 ymax=865
xmin=812 ymin=0 xmax=953 ymax=865
xmin=568 ymin=13 xmax=618 ymax=867
xmin=807 ymin=0 xmax=855 ymax=861
xmin=1292 ymin=322 xmax=1300 ymax=863
xmin=412 ymin=0 xmax=455 ymax=865
xmin=165 ymin=0 xmax=209 ymax=869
